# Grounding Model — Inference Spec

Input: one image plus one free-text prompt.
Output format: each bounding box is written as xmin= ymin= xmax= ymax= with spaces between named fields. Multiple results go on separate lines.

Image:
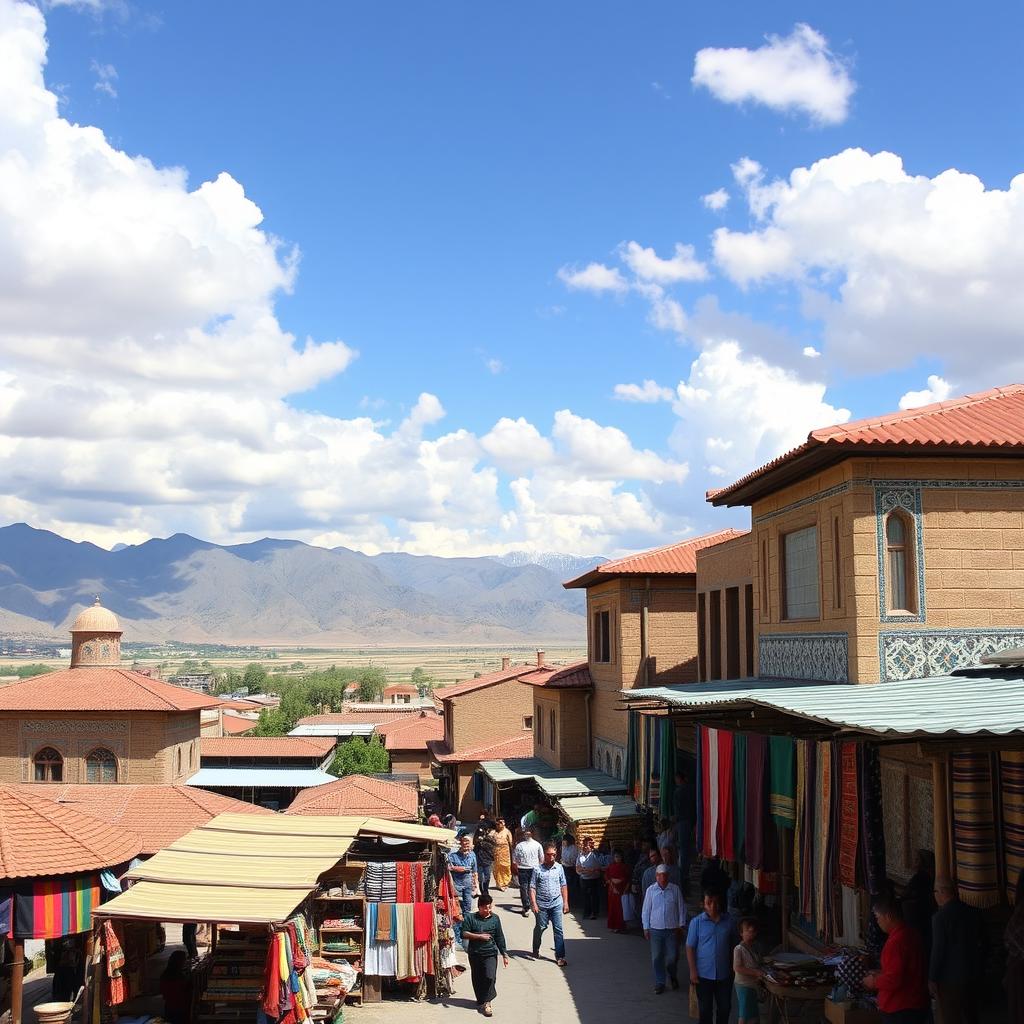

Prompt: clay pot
xmin=33 ymin=1001 xmax=75 ymax=1024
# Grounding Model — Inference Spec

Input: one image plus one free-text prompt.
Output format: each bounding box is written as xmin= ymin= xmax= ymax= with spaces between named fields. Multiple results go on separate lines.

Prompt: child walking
xmin=733 ymin=917 xmax=764 ymax=1024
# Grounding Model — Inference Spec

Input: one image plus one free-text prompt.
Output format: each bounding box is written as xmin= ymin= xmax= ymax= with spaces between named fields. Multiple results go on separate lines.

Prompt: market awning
xmin=479 ymin=758 xmax=627 ymax=797
xmin=186 ymin=768 xmax=337 ymax=788
xmin=557 ymin=795 xmax=640 ymax=823
xmin=621 ymin=668 xmax=1024 ymax=739
xmin=124 ymin=850 xmax=343 ymax=888
xmin=94 ymin=881 xmax=306 ymax=925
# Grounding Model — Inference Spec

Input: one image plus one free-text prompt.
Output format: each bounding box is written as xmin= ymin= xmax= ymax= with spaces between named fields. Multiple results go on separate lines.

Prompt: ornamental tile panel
xmin=758 ymin=632 xmax=849 ymax=682
xmin=879 ymin=628 xmax=1024 ymax=681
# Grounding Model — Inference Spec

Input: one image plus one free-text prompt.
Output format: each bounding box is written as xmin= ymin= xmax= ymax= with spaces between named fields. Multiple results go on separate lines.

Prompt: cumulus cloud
xmin=712 ymin=147 xmax=1024 ymax=383
xmin=613 ymin=380 xmax=675 ymax=403
xmin=618 ymin=241 xmax=708 ymax=283
xmin=802 ymin=346 xmax=820 ymax=358
xmin=702 ymin=188 xmax=729 ymax=211
xmin=557 ymin=262 xmax=628 ymax=294
xmin=899 ymin=375 xmax=953 ymax=410
xmin=692 ymin=24 xmax=855 ymax=126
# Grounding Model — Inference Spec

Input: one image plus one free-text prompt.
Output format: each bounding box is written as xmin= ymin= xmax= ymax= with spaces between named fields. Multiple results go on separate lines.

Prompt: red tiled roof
xmin=563 ymin=529 xmax=748 ymax=588
xmin=8 ymin=784 xmax=273 ymax=855
xmin=374 ymin=713 xmax=444 ymax=751
xmin=0 ymin=667 xmax=221 ymax=712
xmin=709 ymin=384 xmax=1024 ymax=507
xmin=429 ymin=733 xmax=534 ymax=765
xmin=284 ymin=775 xmax=418 ymax=820
xmin=383 ymin=684 xmax=419 ymax=694
xmin=519 ymin=661 xmax=593 ymax=689
xmin=435 ymin=665 xmax=535 ymax=701
xmin=201 ymin=737 xmax=336 ymax=759
xmin=221 ymin=714 xmax=258 ymax=735
xmin=0 ymin=785 xmax=142 ymax=878
xmin=211 ymin=698 xmax=262 ymax=711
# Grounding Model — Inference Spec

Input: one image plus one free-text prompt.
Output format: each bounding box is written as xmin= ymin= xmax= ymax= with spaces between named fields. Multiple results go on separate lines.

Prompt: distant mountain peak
xmin=492 ymin=550 xmax=607 ymax=579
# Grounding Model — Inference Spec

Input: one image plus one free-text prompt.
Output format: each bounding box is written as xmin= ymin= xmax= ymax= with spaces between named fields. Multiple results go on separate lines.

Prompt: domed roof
xmin=70 ymin=597 xmax=121 ymax=634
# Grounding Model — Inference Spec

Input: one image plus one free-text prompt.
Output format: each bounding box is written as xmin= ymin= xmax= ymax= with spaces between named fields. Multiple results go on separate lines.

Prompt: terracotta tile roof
xmin=221 ymin=714 xmax=258 ymax=735
xmin=429 ymin=733 xmax=534 ymax=765
xmin=0 ymin=667 xmax=221 ymax=712
xmin=563 ymin=529 xmax=748 ymax=588
xmin=8 ymin=784 xmax=273 ymax=855
xmin=201 ymin=737 xmax=336 ymax=759
xmin=211 ymin=698 xmax=262 ymax=711
xmin=383 ymin=684 xmax=419 ymax=695
xmin=435 ymin=665 xmax=535 ymax=701
xmin=374 ymin=713 xmax=444 ymax=751
xmin=519 ymin=661 xmax=593 ymax=689
xmin=284 ymin=774 xmax=418 ymax=820
xmin=0 ymin=784 xmax=142 ymax=878
xmin=709 ymin=383 xmax=1024 ymax=507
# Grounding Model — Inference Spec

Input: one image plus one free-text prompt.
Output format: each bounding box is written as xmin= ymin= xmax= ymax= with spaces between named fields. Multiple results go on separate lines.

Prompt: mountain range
xmin=0 ymin=524 xmax=603 ymax=645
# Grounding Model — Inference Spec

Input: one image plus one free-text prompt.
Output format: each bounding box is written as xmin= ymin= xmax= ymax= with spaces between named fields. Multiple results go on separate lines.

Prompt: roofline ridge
xmin=600 ymin=526 xmax=746 ymax=569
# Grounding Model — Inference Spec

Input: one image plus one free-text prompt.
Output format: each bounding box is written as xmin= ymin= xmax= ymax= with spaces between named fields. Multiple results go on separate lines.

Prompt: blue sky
xmin=1 ymin=0 xmax=1023 ymax=555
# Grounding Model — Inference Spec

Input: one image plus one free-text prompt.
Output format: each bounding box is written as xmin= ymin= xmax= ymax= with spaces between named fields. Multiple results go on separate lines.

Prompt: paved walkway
xmin=360 ymin=887 xmax=699 ymax=1024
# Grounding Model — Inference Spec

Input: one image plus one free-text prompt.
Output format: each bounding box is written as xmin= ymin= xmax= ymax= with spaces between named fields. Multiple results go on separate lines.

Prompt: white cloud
xmin=899 ymin=375 xmax=953 ymax=410
xmin=557 ymin=261 xmax=628 ymax=294
xmin=634 ymin=282 xmax=688 ymax=336
xmin=702 ymin=188 xmax=729 ymax=211
xmin=618 ymin=240 xmax=708 ymax=283
xmin=692 ymin=23 xmax=855 ymax=126
xmin=671 ymin=341 xmax=850 ymax=480
xmin=802 ymin=346 xmax=820 ymax=358
xmin=90 ymin=59 xmax=117 ymax=97
xmin=485 ymin=357 xmax=505 ymax=375
xmin=613 ymin=380 xmax=675 ymax=403
xmin=712 ymin=147 xmax=1024 ymax=383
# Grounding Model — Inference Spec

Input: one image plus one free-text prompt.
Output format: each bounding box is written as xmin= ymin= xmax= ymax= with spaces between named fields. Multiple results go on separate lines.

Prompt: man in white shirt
xmin=642 ymin=864 xmax=687 ymax=995
xmin=512 ymin=828 xmax=544 ymax=916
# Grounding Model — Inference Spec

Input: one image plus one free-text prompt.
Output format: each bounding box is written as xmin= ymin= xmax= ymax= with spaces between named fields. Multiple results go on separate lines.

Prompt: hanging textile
xmin=800 ymin=741 xmax=816 ymax=920
xmin=396 ymin=863 xmax=413 ymax=904
xmin=838 ymin=741 xmax=860 ymax=888
xmin=769 ymin=737 xmax=796 ymax=827
xmin=659 ymin=719 xmax=676 ymax=819
xmin=395 ymin=904 xmax=417 ymax=980
xmin=649 ymin=717 xmax=661 ymax=810
xmin=828 ymin=740 xmax=844 ymax=939
xmin=375 ymin=902 xmax=396 ymax=942
xmin=744 ymin=734 xmax=768 ymax=869
xmin=815 ymin=741 xmax=832 ymax=938
xmin=695 ymin=725 xmax=704 ymax=856
xmin=1001 ymin=752 xmax=1024 ymax=904
xmin=625 ymin=710 xmax=639 ymax=800
xmin=733 ymin=734 xmax=748 ymax=863
xmin=706 ymin=727 xmax=719 ymax=857
xmin=364 ymin=861 xmax=398 ymax=902
xmin=717 ymin=730 xmax=735 ymax=861
xmin=101 ymin=921 xmax=127 ymax=1006
xmin=952 ymin=751 xmax=1000 ymax=908
xmin=859 ymin=744 xmax=886 ymax=896
xmin=12 ymin=873 xmax=101 ymax=939
xmin=794 ymin=741 xmax=806 ymax=892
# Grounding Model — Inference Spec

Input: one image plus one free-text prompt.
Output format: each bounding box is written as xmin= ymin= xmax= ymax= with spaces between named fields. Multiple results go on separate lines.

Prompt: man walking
xmin=686 ymin=889 xmax=740 ymax=1024
xmin=512 ymin=827 xmax=543 ymax=916
xmin=447 ymin=833 xmax=479 ymax=948
xmin=643 ymin=846 xmax=681 ymax=892
xmin=642 ymin=864 xmax=686 ymax=994
xmin=929 ymin=877 xmax=987 ymax=1024
xmin=461 ymin=894 xmax=510 ymax=1018
xmin=530 ymin=843 xmax=569 ymax=967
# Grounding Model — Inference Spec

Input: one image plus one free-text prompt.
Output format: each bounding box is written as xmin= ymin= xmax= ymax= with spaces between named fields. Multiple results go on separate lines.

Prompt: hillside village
xmin=1 ymin=385 xmax=1022 ymax=1023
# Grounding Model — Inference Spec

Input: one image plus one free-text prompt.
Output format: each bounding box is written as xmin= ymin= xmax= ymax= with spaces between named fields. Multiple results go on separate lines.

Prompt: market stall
xmin=555 ymin=795 xmax=642 ymax=848
xmin=0 ymin=785 xmax=142 ymax=1024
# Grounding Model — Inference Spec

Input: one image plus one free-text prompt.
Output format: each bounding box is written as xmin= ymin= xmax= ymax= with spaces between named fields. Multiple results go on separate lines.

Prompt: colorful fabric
xmin=733 ymin=734 xmax=748 ymax=864
xmin=12 ymin=873 xmax=101 ymax=939
xmin=815 ymin=741 xmax=832 ymax=937
xmin=708 ymin=727 xmax=720 ymax=857
xmin=376 ymin=901 xmax=396 ymax=942
xmin=396 ymin=862 xmax=413 ymax=904
xmin=695 ymin=725 xmax=705 ymax=857
xmin=1001 ymin=752 xmax=1024 ymax=904
xmin=769 ymin=737 xmax=796 ymax=826
xmin=794 ymin=740 xmax=806 ymax=891
xmin=839 ymin=741 xmax=860 ymax=888
xmin=859 ymin=744 xmax=886 ymax=895
xmin=717 ymin=730 xmax=735 ymax=861
xmin=800 ymin=741 xmax=816 ymax=920
xmin=413 ymin=901 xmax=434 ymax=943
xmin=744 ymin=734 xmax=767 ymax=869
xmin=952 ymin=752 xmax=1000 ymax=908
xmin=395 ymin=903 xmax=416 ymax=980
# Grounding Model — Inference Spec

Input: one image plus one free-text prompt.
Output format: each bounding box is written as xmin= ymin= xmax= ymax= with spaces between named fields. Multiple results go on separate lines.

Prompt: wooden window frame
xmin=884 ymin=510 xmax=918 ymax=615
xmin=34 ymin=746 xmax=63 ymax=782
xmin=592 ymin=608 xmax=612 ymax=663
xmin=779 ymin=523 xmax=821 ymax=622
xmin=760 ymin=535 xmax=770 ymax=621
xmin=86 ymin=747 xmax=118 ymax=784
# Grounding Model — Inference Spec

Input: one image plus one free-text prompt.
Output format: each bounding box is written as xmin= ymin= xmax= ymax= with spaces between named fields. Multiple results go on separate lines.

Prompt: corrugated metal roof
xmin=186 ymin=768 xmax=336 ymax=788
xmin=289 ymin=723 xmax=376 ymax=737
xmin=563 ymin=529 xmax=747 ymax=588
xmin=557 ymin=795 xmax=641 ymax=823
xmin=479 ymin=758 xmax=628 ymax=797
xmin=622 ymin=669 xmax=1024 ymax=738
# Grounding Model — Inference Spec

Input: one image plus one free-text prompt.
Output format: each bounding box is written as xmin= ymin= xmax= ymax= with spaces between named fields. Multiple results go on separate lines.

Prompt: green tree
xmin=355 ymin=666 xmax=387 ymax=703
xmin=250 ymin=707 xmax=292 ymax=737
xmin=328 ymin=736 xmax=389 ymax=777
xmin=181 ymin=659 xmax=198 ymax=673
xmin=243 ymin=663 xmax=269 ymax=694
xmin=410 ymin=666 xmax=435 ymax=695
xmin=290 ymin=661 xmax=306 ymax=671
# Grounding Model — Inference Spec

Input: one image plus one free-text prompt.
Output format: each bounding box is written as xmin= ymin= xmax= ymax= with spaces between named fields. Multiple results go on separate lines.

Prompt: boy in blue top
xmin=686 ymin=889 xmax=740 ymax=1024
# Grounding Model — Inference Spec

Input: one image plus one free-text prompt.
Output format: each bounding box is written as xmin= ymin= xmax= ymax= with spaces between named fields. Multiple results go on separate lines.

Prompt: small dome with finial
xmin=69 ymin=598 xmax=122 ymax=668
xmin=70 ymin=596 xmax=121 ymax=634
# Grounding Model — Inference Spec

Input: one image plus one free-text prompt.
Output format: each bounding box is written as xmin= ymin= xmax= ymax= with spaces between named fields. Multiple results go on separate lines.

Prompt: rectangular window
xmin=593 ymin=609 xmax=612 ymax=663
xmin=781 ymin=526 xmax=820 ymax=620
xmin=760 ymin=536 xmax=770 ymax=619
xmin=833 ymin=514 xmax=844 ymax=611
xmin=523 ymin=715 xmax=533 ymax=732
xmin=709 ymin=590 xmax=722 ymax=680
xmin=697 ymin=592 xmax=707 ymax=682
xmin=725 ymin=586 xmax=740 ymax=680
xmin=744 ymin=584 xmax=754 ymax=678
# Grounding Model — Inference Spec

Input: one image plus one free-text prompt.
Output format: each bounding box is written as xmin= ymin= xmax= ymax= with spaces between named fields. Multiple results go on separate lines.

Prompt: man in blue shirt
xmin=686 ymin=889 xmax=739 ymax=1024
xmin=529 ymin=844 xmax=568 ymax=966
xmin=641 ymin=864 xmax=687 ymax=994
xmin=448 ymin=834 xmax=479 ymax=948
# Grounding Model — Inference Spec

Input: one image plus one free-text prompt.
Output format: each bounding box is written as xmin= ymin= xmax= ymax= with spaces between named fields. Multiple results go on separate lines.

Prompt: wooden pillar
xmin=932 ymin=757 xmax=952 ymax=879
xmin=10 ymin=938 xmax=25 ymax=1024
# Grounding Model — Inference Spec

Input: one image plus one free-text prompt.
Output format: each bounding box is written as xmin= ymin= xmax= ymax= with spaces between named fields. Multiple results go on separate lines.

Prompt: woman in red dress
xmin=604 ymin=849 xmax=630 ymax=933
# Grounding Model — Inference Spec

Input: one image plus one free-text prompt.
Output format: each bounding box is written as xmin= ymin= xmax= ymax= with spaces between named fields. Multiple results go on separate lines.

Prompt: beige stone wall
xmin=447 ymin=679 xmax=533 ymax=752
xmin=531 ymin=689 xmax=589 ymax=771
xmin=389 ymin=750 xmax=434 ymax=783
xmin=696 ymin=533 xmax=753 ymax=681
xmin=455 ymin=761 xmax=485 ymax=820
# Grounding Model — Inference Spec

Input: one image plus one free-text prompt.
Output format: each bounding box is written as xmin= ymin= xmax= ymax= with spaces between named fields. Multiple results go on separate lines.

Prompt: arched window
xmin=885 ymin=511 xmax=916 ymax=613
xmin=34 ymin=747 xmax=63 ymax=782
xmin=615 ymin=754 xmax=622 ymax=779
xmin=86 ymin=748 xmax=117 ymax=783
xmin=176 ymin=747 xmax=183 ymax=776
xmin=549 ymin=710 xmax=556 ymax=750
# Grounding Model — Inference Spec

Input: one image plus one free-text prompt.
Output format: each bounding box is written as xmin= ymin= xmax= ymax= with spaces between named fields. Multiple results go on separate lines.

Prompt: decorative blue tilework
xmin=758 ymin=632 xmax=849 ymax=682
xmin=875 ymin=486 xmax=927 ymax=623
xmin=879 ymin=628 xmax=1024 ymax=681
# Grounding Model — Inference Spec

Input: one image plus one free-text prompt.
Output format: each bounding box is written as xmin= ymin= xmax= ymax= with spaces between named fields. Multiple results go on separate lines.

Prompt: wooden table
xmin=763 ymin=980 xmax=831 ymax=1024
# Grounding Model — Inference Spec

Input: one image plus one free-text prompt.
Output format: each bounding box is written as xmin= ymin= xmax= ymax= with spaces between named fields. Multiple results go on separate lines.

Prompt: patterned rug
xmin=952 ymin=752 xmax=1000 ymax=908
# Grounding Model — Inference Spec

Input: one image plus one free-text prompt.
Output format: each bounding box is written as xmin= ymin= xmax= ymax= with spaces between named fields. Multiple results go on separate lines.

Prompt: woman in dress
xmin=604 ymin=849 xmax=630 ymax=933
xmin=490 ymin=816 xmax=515 ymax=890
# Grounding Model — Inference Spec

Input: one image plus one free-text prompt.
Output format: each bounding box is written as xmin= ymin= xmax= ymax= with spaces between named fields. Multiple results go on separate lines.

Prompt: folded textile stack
xmin=764 ymin=954 xmax=834 ymax=989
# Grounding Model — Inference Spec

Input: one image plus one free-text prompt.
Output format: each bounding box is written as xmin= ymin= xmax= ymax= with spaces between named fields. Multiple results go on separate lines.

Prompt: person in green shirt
xmin=461 ymin=894 xmax=510 ymax=1017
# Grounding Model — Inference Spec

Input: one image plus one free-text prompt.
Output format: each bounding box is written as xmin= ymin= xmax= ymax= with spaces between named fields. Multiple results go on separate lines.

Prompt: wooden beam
xmin=932 ymin=757 xmax=952 ymax=879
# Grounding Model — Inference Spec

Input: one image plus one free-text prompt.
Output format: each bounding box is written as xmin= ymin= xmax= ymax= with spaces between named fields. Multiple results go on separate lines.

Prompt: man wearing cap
xmin=642 ymin=864 xmax=687 ymax=994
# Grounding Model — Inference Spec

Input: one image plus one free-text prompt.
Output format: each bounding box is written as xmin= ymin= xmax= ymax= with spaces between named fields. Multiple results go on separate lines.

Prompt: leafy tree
xmin=290 ymin=661 xmax=306 ymax=670
xmin=355 ymin=666 xmax=387 ymax=703
xmin=181 ymin=659 xmax=198 ymax=673
xmin=250 ymin=707 xmax=292 ymax=737
xmin=410 ymin=666 xmax=435 ymax=695
xmin=243 ymin=663 xmax=269 ymax=694
xmin=328 ymin=736 xmax=389 ymax=777
xmin=14 ymin=663 xmax=53 ymax=678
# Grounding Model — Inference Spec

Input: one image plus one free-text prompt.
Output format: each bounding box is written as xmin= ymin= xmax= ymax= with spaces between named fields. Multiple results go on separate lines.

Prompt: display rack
xmin=195 ymin=930 xmax=266 ymax=1024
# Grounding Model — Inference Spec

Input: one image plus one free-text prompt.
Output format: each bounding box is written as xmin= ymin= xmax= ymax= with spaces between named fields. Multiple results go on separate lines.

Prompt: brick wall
xmin=448 ymin=678 xmax=533 ymax=752
xmin=696 ymin=533 xmax=753 ymax=681
xmin=390 ymin=750 xmax=434 ymax=783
